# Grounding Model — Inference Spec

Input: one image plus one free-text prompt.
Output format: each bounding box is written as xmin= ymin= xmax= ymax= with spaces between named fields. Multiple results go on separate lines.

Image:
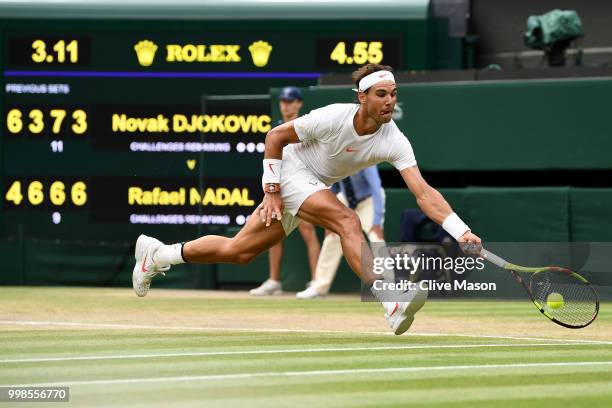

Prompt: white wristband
xmin=262 ymin=159 xmax=282 ymax=185
xmin=442 ymin=212 xmax=470 ymax=241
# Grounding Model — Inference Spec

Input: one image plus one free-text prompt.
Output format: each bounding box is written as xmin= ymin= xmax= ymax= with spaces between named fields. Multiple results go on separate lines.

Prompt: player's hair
xmin=351 ymin=64 xmax=394 ymax=93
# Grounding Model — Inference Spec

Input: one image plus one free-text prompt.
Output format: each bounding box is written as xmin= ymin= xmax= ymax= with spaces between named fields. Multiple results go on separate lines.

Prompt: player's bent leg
xmin=297 ymin=189 xmax=427 ymax=335
xmin=297 ymin=189 xmax=373 ymax=284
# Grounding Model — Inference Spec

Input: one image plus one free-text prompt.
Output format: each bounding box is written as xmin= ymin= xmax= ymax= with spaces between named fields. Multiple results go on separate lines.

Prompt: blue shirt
xmin=337 ymin=166 xmax=385 ymax=226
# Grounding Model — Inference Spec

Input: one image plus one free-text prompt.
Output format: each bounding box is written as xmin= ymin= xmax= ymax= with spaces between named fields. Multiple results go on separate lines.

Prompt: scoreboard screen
xmin=5 ymin=35 xmax=402 ymax=72
xmin=0 ymin=18 xmax=416 ymax=240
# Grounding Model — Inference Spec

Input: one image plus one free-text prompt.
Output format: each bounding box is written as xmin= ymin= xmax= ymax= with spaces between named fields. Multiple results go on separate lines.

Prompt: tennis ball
xmin=547 ymin=292 xmax=564 ymax=309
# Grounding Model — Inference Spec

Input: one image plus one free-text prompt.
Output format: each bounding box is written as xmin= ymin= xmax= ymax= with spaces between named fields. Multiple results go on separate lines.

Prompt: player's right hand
xmin=259 ymin=192 xmax=284 ymax=227
xmin=458 ymin=231 xmax=482 ymax=255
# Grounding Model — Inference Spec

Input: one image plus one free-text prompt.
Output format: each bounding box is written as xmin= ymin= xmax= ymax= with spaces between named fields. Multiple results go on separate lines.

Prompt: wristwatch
xmin=264 ymin=183 xmax=280 ymax=193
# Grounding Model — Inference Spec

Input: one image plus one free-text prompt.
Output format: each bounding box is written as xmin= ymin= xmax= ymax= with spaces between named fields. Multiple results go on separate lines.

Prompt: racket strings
xmin=530 ymin=270 xmax=598 ymax=327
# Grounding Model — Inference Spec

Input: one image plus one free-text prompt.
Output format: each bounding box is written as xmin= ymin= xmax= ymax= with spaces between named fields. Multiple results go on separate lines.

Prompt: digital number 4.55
xmin=330 ymin=41 xmax=383 ymax=65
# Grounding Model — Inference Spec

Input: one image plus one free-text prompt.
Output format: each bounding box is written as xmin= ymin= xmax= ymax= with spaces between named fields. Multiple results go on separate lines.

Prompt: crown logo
xmin=248 ymin=40 xmax=273 ymax=67
xmin=134 ymin=40 xmax=158 ymax=67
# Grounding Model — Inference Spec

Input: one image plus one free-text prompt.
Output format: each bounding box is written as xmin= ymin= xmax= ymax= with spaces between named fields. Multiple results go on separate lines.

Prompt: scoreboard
xmin=0 ymin=13 xmax=430 ymax=242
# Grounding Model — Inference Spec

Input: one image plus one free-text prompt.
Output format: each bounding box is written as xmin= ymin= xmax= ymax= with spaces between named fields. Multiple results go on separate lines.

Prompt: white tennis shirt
xmin=287 ymin=103 xmax=417 ymax=186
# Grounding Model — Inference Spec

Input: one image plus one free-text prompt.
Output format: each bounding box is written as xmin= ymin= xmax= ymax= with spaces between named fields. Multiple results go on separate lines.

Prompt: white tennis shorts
xmin=279 ymin=147 xmax=328 ymax=235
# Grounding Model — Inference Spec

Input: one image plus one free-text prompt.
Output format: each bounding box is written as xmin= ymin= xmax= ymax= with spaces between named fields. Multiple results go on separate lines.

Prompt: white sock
xmin=153 ymin=243 xmax=186 ymax=267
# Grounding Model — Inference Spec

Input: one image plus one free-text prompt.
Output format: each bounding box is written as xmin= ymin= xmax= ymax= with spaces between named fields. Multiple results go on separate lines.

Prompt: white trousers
xmin=312 ymin=190 xmax=385 ymax=295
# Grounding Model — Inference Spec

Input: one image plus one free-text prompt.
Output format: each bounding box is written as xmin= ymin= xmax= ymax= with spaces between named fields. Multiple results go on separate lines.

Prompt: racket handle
xmin=480 ymin=249 xmax=508 ymax=268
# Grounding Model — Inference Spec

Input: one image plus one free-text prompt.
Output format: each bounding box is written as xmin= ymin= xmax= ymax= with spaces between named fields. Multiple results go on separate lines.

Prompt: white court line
xmin=5 ymin=361 xmax=612 ymax=387
xmin=1 ymin=342 xmax=606 ymax=364
xmin=415 ymin=332 xmax=612 ymax=345
xmin=1 ymin=319 xmax=609 ymax=344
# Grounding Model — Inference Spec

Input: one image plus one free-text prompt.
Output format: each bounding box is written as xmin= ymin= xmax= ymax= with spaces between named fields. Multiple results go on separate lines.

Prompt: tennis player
xmin=133 ymin=63 xmax=482 ymax=335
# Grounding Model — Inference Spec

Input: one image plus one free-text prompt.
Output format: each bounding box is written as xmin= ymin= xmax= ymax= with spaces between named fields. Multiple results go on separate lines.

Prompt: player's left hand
xmin=457 ymin=231 xmax=482 ymax=255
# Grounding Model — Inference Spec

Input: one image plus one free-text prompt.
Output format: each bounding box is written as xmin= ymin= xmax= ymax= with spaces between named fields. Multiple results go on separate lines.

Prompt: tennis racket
xmin=464 ymin=244 xmax=599 ymax=329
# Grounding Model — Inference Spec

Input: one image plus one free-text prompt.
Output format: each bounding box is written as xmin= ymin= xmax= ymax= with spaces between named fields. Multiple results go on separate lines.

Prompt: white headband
xmin=354 ymin=70 xmax=396 ymax=92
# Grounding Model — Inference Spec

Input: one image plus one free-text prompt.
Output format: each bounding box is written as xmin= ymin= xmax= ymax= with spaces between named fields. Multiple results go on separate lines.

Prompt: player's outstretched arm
xmin=399 ymin=165 xmax=481 ymax=244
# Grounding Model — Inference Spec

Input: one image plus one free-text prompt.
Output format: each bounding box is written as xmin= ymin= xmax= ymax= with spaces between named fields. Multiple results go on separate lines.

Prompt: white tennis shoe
xmin=296 ymin=285 xmax=325 ymax=299
xmin=385 ymin=285 xmax=429 ymax=335
xmin=132 ymin=234 xmax=170 ymax=297
xmin=249 ymin=279 xmax=282 ymax=296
